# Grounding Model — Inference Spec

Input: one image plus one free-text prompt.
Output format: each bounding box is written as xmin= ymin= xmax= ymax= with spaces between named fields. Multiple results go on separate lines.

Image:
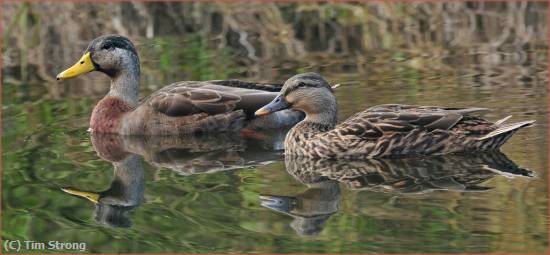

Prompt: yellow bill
xmin=61 ymin=188 xmax=100 ymax=204
xmin=56 ymin=52 xmax=95 ymax=80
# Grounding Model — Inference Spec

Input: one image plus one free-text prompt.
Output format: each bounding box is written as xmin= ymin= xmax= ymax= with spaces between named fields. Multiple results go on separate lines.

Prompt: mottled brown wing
xmin=143 ymin=80 xmax=281 ymax=117
xmin=207 ymin=79 xmax=282 ymax=92
xmin=335 ymin=104 xmax=489 ymax=139
xmin=147 ymin=85 xmax=241 ymax=117
xmin=196 ymin=84 xmax=278 ymax=115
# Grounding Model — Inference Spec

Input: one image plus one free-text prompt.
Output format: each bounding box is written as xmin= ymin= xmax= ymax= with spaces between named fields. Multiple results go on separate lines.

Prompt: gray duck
xmin=255 ymin=72 xmax=535 ymax=158
xmin=56 ymin=35 xmax=303 ymax=135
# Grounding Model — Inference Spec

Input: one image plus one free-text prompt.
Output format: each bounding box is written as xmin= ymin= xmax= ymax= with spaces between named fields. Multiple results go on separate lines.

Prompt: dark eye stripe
xmin=283 ymin=82 xmax=316 ymax=96
xmin=297 ymin=82 xmax=317 ymax=89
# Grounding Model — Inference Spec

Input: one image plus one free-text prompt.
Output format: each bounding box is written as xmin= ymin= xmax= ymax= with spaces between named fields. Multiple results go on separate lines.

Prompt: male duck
xmin=57 ymin=35 xmax=303 ymax=135
xmin=255 ymin=73 xmax=535 ymax=158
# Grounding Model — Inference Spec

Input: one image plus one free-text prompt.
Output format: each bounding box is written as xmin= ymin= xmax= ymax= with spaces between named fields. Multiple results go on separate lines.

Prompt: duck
xmin=255 ymin=72 xmax=535 ymax=158
xmin=56 ymin=35 xmax=303 ymax=135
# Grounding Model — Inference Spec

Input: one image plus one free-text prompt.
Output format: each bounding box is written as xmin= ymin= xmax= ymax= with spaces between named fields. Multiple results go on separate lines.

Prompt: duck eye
xmin=102 ymin=44 xmax=114 ymax=50
xmin=297 ymin=82 xmax=307 ymax=88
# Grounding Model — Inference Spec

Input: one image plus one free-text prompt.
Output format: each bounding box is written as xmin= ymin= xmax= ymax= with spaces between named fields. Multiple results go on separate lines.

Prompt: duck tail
xmin=477 ymin=118 xmax=535 ymax=141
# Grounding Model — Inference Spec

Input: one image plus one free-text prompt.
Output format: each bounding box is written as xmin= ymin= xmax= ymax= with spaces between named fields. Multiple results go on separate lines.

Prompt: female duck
xmin=255 ymin=73 xmax=535 ymax=158
xmin=57 ymin=35 xmax=302 ymax=135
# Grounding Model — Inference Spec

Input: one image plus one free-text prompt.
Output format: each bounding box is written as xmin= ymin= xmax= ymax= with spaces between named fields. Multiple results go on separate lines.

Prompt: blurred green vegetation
xmin=144 ymin=35 xmax=243 ymax=81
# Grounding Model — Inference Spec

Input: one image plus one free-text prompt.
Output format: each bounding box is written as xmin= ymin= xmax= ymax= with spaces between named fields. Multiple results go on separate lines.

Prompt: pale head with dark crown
xmin=56 ymin=34 xmax=139 ymax=80
xmin=255 ymin=72 xmax=336 ymax=123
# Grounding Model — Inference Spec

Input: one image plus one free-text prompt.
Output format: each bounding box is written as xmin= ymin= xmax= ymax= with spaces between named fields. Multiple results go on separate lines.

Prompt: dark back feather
xmin=337 ymin=104 xmax=493 ymax=140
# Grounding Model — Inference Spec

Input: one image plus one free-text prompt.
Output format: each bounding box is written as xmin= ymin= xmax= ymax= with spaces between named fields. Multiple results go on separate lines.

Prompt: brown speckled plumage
xmin=256 ymin=73 xmax=535 ymax=158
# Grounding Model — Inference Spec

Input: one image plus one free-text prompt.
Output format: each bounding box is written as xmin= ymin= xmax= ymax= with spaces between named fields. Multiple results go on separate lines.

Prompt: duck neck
xmin=108 ymin=55 xmax=140 ymax=108
xmin=303 ymin=113 xmax=337 ymax=130
xmin=301 ymin=98 xmax=338 ymax=132
xmin=288 ymin=107 xmax=336 ymax=143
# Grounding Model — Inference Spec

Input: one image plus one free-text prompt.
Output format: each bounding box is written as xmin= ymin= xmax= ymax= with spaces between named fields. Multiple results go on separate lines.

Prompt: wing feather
xmin=143 ymin=80 xmax=281 ymax=117
xmin=334 ymin=104 xmax=490 ymax=140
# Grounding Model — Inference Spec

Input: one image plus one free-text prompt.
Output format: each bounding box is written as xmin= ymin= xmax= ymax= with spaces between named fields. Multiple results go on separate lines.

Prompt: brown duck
xmin=255 ymin=73 xmax=535 ymax=158
xmin=56 ymin=35 xmax=303 ymax=135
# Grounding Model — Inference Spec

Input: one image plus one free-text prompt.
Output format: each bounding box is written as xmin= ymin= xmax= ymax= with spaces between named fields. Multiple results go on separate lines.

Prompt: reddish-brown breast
xmin=90 ymin=96 xmax=133 ymax=134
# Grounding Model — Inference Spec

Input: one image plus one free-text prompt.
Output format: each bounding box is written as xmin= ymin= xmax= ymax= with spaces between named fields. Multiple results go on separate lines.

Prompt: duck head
xmin=255 ymin=72 xmax=337 ymax=125
xmin=56 ymin=35 xmax=139 ymax=80
xmin=57 ymin=35 xmax=141 ymax=106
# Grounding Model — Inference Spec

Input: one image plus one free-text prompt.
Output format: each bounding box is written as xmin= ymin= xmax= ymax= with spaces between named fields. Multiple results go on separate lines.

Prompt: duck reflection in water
xmin=261 ymin=180 xmax=340 ymax=236
xmin=62 ymin=137 xmax=144 ymax=228
xmin=261 ymin=152 xmax=535 ymax=236
xmin=62 ymin=129 xmax=289 ymax=227
xmin=116 ymin=130 xmax=285 ymax=175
